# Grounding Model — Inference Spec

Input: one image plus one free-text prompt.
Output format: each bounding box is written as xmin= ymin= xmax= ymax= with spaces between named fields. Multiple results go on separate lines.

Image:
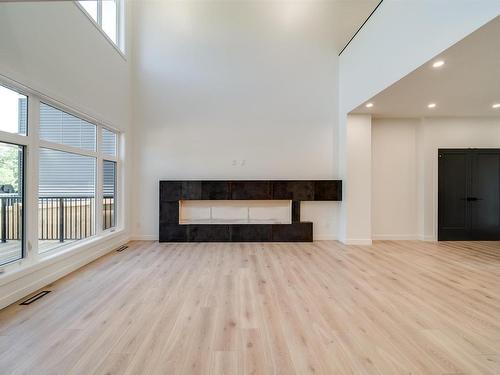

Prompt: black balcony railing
xmin=103 ymin=196 xmax=115 ymax=230
xmin=0 ymin=196 xmax=114 ymax=243
xmin=0 ymin=196 xmax=22 ymax=243
xmin=39 ymin=196 xmax=95 ymax=242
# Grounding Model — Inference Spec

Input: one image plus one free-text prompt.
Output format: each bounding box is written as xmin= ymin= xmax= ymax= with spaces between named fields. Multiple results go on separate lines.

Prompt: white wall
xmin=371 ymin=118 xmax=418 ymax=239
xmin=131 ymin=1 xmax=340 ymax=240
xmin=341 ymin=114 xmax=372 ymax=244
xmin=371 ymin=117 xmax=500 ymax=241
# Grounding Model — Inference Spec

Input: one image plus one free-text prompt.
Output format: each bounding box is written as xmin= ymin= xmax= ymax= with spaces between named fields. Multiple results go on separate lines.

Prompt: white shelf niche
xmin=179 ymin=200 xmax=292 ymax=225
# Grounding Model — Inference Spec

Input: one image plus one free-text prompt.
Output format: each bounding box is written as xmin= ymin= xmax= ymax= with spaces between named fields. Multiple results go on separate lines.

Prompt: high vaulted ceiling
xmin=351 ymin=15 xmax=500 ymax=118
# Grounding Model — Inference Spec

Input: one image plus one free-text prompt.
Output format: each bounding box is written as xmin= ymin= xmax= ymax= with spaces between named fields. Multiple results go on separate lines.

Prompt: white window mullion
xmin=25 ymin=97 xmax=40 ymax=263
xmin=115 ymin=0 xmax=120 ymax=49
xmin=115 ymin=160 xmax=121 ymax=231
xmin=0 ymin=131 xmax=29 ymax=147
xmin=39 ymin=140 xmax=98 ymax=159
xmin=97 ymin=0 xmax=103 ymax=26
xmin=116 ymin=132 xmax=123 ymax=230
xmin=96 ymin=127 xmax=104 ymax=235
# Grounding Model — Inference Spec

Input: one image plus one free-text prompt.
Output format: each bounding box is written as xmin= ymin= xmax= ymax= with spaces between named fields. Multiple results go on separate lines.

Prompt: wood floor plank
xmin=0 ymin=240 xmax=499 ymax=374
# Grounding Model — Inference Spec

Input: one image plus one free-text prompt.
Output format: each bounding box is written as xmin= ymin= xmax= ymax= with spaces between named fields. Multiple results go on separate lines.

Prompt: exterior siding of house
xmin=19 ymin=99 xmax=115 ymax=197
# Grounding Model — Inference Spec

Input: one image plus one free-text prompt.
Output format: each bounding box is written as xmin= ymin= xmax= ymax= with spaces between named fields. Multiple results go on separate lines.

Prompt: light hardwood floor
xmin=0 ymin=240 xmax=499 ymax=375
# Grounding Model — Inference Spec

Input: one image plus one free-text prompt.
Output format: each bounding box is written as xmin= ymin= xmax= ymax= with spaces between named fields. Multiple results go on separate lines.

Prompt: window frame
xmin=37 ymin=147 xmax=97 ymax=253
xmin=0 ymin=141 xmax=26 ymax=266
xmin=102 ymin=159 xmax=117 ymax=231
xmin=0 ymin=83 xmax=31 ymax=268
xmin=99 ymin=126 xmax=120 ymax=234
xmin=74 ymin=0 xmax=125 ymax=58
xmin=0 ymin=75 xmax=123 ymax=272
xmin=101 ymin=127 xmax=118 ymax=157
xmin=39 ymin=101 xmax=98 ymax=152
xmin=0 ymin=84 xmax=29 ymax=136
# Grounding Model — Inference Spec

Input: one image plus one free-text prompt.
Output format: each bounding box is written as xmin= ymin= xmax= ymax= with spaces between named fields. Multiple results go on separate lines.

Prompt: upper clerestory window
xmin=76 ymin=1 xmax=124 ymax=55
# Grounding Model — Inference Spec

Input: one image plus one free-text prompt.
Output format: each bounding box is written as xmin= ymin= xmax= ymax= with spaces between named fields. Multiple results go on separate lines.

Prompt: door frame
xmin=438 ymin=148 xmax=500 ymax=241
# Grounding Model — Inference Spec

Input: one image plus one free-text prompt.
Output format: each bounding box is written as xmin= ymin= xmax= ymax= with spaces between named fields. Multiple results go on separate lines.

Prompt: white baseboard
xmin=420 ymin=235 xmax=436 ymax=242
xmin=372 ymin=234 xmax=419 ymax=240
xmin=372 ymin=234 xmax=438 ymax=242
xmin=0 ymin=232 xmax=129 ymax=310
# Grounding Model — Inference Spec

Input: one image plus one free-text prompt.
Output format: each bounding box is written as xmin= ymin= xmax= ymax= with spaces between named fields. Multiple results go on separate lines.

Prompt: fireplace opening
xmin=179 ymin=200 xmax=292 ymax=225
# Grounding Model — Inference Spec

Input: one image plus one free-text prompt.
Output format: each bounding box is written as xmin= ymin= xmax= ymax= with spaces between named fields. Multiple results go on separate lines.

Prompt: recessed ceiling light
xmin=365 ymin=102 xmax=374 ymax=108
xmin=432 ymin=60 xmax=445 ymax=68
xmin=493 ymin=103 xmax=500 ymax=109
xmin=428 ymin=103 xmax=436 ymax=109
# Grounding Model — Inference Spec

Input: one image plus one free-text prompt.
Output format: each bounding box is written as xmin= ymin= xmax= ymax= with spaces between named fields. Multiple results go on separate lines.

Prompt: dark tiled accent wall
xmin=272 ymin=181 xmax=314 ymax=200
xmin=231 ymin=181 xmax=272 ymax=200
xmin=230 ymin=225 xmax=273 ymax=242
xmin=291 ymin=201 xmax=301 ymax=223
xmin=202 ymin=181 xmax=229 ymax=200
xmin=159 ymin=180 xmax=342 ymax=242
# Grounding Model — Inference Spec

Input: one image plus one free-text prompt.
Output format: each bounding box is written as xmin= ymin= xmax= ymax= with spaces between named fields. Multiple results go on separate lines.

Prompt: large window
xmin=103 ymin=160 xmax=116 ymax=230
xmin=0 ymin=142 xmax=24 ymax=266
xmin=102 ymin=127 xmax=117 ymax=156
xmin=102 ymin=127 xmax=117 ymax=230
xmin=39 ymin=104 xmax=98 ymax=253
xmin=77 ymin=0 xmax=123 ymax=51
xmin=79 ymin=0 xmax=97 ymax=20
xmin=38 ymin=149 xmax=96 ymax=253
xmin=102 ymin=0 xmax=118 ymax=44
xmin=0 ymin=84 xmax=26 ymax=266
xmin=0 ymin=79 xmax=122 ymax=268
xmin=0 ymin=85 xmax=27 ymax=135
xmin=40 ymin=103 xmax=96 ymax=151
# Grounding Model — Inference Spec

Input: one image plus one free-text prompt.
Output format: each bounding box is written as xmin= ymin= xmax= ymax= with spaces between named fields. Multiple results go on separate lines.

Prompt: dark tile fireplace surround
xmin=159 ymin=180 xmax=342 ymax=242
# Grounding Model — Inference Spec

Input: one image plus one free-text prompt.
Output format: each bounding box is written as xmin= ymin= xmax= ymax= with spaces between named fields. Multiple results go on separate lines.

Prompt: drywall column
xmin=371 ymin=118 xmax=419 ymax=240
xmin=339 ymin=114 xmax=372 ymax=245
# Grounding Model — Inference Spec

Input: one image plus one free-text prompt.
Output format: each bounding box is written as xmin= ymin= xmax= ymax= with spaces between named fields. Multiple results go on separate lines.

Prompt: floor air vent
xmin=20 ymin=291 xmax=51 ymax=305
xmin=116 ymin=245 xmax=128 ymax=252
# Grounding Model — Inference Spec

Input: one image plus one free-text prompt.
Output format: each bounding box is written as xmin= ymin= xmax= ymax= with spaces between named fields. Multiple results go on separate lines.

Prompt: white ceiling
xmin=351 ymin=15 xmax=500 ymax=118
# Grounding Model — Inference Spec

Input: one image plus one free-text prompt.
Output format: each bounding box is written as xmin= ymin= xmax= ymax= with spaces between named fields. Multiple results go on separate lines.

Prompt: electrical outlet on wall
xmin=232 ymin=160 xmax=246 ymax=167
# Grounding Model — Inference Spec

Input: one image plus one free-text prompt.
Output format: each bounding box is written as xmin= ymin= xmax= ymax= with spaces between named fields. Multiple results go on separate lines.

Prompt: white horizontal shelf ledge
xmin=179 ymin=200 xmax=292 ymax=225
xmin=179 ymin=218 xmax=288 ymax=225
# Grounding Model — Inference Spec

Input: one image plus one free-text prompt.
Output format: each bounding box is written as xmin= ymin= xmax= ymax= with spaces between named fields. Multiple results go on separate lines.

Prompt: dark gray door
xmin=438 ymin=149 xmax=500 ymax=240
